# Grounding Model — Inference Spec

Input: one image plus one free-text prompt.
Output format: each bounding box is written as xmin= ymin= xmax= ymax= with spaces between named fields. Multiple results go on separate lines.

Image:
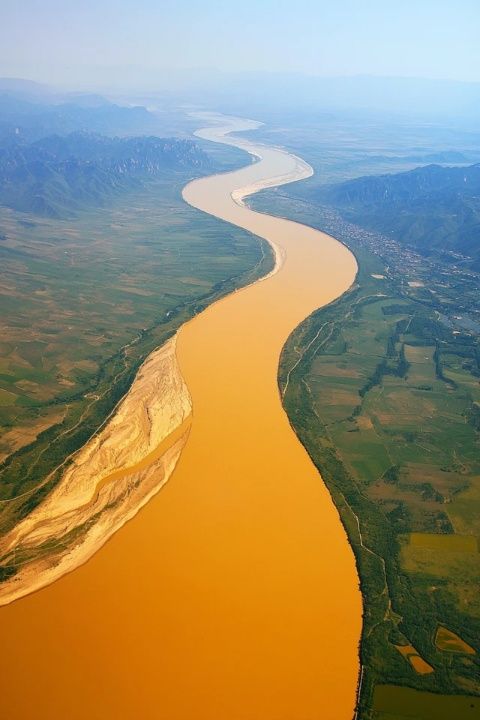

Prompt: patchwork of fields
xmin=250 ymin=188 xmax=480 ymax=719
xmin=0 ymin=160 xmax=273 ymax=546
xmin=1 ymin=110 xmax=479 ymax=718
xmin=280 ymin=258 xmax=480 ymax=715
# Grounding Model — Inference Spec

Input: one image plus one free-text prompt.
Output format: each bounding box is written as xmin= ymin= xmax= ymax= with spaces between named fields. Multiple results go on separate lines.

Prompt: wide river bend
xmin=0 ymin=115 xmax=361 ymax=719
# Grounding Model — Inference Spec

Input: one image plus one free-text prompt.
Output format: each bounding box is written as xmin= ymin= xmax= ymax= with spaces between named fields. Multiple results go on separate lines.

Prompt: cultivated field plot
xmin=373 ymin=684 xmax=480 ymax=719
xmin=250 ymin=129 xmax=480 ymax=718
xmin=277 ymin=250 xmax=480 ymax=715
xmin=0 ymin=172 xmax=272 ymax=537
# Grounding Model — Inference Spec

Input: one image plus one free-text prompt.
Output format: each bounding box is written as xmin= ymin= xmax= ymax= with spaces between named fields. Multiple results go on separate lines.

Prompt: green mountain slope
xmin=318 ymin=163 xmax=480 ymax=269
xmin=0 ymin=132 xmax=210 ymax=217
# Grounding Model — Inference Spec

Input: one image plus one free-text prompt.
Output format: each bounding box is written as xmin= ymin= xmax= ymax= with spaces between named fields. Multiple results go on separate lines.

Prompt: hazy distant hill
xmin=318 ymin=163 xmax=480 ymax=270
xmin=0 ymin=79 xmax=166 ymax=146
xmin=0 ymin=78 xmax=53 ymax=99
xmin=152 ymin=71 xmax=480 ymax=125
xmin=0 ymin=131 xmax=210 ymax=217
xmin=0 ymin=95 xmax=163 ymax=146
xmin=367 ymin=150 xmax=470 ymax=164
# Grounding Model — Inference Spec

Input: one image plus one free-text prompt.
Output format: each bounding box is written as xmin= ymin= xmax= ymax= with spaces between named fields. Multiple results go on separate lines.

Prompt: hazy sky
xmin=0 ymin=0 xmax=479 ymax=88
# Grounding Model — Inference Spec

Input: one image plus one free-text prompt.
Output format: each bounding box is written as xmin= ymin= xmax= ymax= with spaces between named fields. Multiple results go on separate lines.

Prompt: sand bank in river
xmin=0 ymin=118 xmax=314 ymax=607
xmin=0 ymin=121 xmax=313 ymax=606
xmin=0 ymin=113 xmax=361 ymax=720
xmin=0 ymin=337 xmax=191 ymax=605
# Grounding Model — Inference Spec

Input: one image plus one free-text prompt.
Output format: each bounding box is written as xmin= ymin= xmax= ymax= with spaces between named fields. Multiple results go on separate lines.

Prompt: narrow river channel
xmin=0 ymin=115 xmax=361 ymax=719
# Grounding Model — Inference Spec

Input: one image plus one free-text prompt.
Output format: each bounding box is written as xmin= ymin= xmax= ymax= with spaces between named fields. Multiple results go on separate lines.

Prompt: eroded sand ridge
xmin=0 ymin=114 xmax=361 ymax=720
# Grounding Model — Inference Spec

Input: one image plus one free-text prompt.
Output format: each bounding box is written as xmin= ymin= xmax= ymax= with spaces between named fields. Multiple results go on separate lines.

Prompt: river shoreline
xmin=0 ymin=337 xmax=192 ymax=605
xmin=0 ymin=119 xmax=307 ymax=607
xmin=0 ymin=113 xmax=361 ymax=720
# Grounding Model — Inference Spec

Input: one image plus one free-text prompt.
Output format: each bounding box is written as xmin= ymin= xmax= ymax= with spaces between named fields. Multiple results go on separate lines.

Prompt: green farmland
xmin=0 ymin=156 xmax=273 ymax=543
xmin=250 ymin=187 xmax=480 ymax=719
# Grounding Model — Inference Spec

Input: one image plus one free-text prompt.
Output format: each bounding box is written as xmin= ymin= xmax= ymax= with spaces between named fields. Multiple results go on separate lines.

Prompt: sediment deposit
xmin=0 ymin=336 xmax=191 ymax=605
xmin=0 ymin=114 xmax=361 ymax=720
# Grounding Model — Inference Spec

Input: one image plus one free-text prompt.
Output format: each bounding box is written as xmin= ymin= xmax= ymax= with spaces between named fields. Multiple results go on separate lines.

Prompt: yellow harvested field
xmin=395 ymin=644 xmax=434 ymax=675
xmin=409 ymin=655 xmax=435 ymax=675
xmin=395 ymin=643 xmax=417 ymax=658
xmin=435 ymin=626 xmax=476 ymax=655
xmin=356 ymin=416 xmax=374 ymax=430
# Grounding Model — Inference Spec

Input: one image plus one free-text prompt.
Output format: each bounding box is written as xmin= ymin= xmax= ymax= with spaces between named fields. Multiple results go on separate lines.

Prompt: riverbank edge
xmin=183 ymin=118 xmax=364 ymax=718
xmin=0 ymin=117 xmax=314 ymax=607
xmin=0 ymin=124 xmax=276 ymax=606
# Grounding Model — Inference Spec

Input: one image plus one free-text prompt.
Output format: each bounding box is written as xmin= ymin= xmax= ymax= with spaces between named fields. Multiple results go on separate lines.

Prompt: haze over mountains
xmin=4 ymin=72 xmax=480 ymax=125
xmin=0 ymin=78 xmax=162 ymax=145
xmin=0 ymin=79 xmax=211 ymax=217
xmin=94 ymin=71 xmax=480 ymax=125
xmin=1 ymin=74 xmax=479 ymax=267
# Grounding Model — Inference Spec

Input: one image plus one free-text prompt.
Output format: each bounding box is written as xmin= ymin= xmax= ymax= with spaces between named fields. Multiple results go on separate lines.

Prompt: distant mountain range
xmin=0 ymin=94 xmax=161 ymax=146
xmin=318 ymin=163 xmax=480 ymax=271
xmin=141 ymin=71 xmax=480 ymax=124
xmin=367 ymin=150 xmax=471 ymax=164
xmin=0 ymin=80 xmax=212 ymax=217
xmin=0 ymin=131 xmax=210 ymax=217
xmin=0 ymin=78 xmax=169 ymax=145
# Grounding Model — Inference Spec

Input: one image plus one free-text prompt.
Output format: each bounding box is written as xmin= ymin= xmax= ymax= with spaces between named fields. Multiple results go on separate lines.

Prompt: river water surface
xmin=0 ymin=116 xmax=361 ymax=719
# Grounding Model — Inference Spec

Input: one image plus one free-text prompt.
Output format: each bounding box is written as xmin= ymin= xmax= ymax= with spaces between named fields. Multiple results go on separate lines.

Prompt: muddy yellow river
xmin=0 ymin=115 xmax=361 ymax=719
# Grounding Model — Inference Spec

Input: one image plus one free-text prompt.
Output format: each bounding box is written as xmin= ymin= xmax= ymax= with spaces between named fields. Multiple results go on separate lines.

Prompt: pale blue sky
xmin=0 ymin=0 xmax=478 ymax=87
